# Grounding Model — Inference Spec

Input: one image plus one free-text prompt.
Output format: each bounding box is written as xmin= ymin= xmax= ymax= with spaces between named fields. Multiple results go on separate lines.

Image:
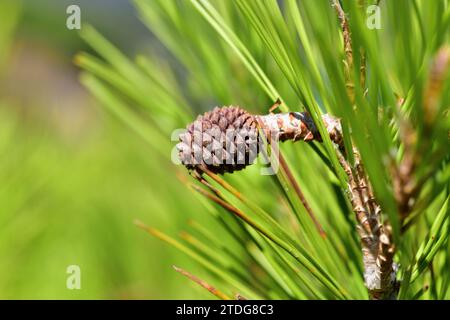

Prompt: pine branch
xmin=337 ymin=150 xmax=397 ymax=299
xmin=330 ymin=0 xmax=398 ymax=299
xmin=178 ymin=102 xmax=399 ymax=298
xmin=332 ymin=0 xmax=355 ymax=103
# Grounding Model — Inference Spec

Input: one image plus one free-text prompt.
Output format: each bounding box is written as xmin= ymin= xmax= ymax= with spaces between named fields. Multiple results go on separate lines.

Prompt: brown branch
xmin=256 ymin=112 xmax=343 ymax=146
xmin=337 ymin=150 xmax=397 ymax=299
xmin=330 ymin=1 xmax=397 ymax=299
xmin=332 ymin=0 xmax=355 ymax=103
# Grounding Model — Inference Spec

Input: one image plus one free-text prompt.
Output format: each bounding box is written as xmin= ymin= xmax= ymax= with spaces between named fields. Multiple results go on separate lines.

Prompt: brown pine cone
xmin=177 ymin=106 xmax=259 ymax=174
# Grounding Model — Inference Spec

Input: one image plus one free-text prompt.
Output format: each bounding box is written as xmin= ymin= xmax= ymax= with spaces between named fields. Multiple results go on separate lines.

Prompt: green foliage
xmin=77 ymin=0 xmax=449 ymax=299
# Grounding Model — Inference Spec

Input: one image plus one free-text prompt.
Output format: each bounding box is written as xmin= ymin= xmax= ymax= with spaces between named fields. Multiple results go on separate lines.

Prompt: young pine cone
xmin=177 ymin=106 xmax=342 ymax=174
xmin=178 ymin=106 xmax=258 ymax=174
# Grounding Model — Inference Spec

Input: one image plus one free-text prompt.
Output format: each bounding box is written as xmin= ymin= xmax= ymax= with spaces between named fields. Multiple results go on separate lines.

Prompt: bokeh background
xmin=0 ymin=0 xmax=207 ymax=299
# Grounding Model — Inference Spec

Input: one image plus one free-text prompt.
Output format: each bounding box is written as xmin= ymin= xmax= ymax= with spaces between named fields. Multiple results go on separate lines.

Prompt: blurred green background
xmin=0 ymin=0 xmax=207 ymax=299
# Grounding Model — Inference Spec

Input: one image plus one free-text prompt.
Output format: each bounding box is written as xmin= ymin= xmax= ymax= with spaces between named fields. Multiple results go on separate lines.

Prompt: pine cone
xmin=177 ymin=106 xmax=259 ymax=174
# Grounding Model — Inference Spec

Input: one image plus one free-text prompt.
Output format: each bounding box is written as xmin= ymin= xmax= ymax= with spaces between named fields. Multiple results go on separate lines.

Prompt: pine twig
xmin=331 ymin=0 xmax=398 ymax=299
xmin=177 ymin=102 xmax=399 ymax=298
xmin=337 ymin=150 xmax=397 ymax=299
xmin=332 ymin=0 xmax=355 ymax=103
